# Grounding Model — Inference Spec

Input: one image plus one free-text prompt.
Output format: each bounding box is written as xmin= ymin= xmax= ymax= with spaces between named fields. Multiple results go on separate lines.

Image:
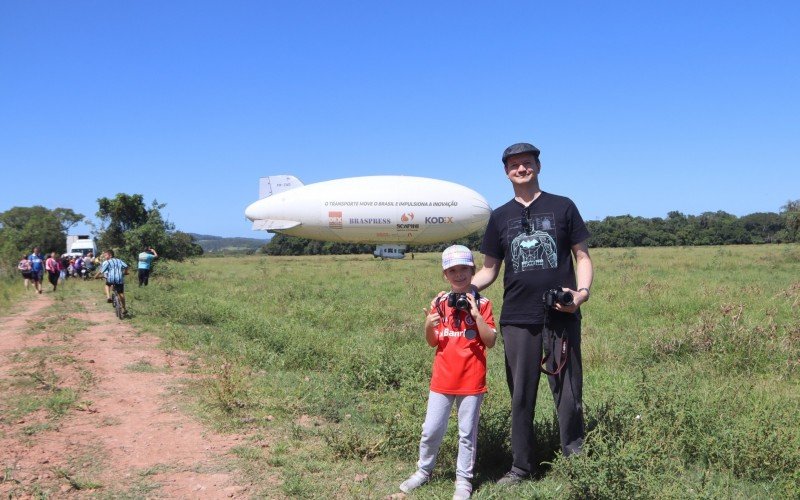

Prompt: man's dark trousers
xmin=502 ymin=315 xmax=584 ymax=475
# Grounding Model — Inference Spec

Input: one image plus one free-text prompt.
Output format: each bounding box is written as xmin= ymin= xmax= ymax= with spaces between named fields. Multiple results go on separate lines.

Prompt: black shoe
xmin=107 ymin=298 xmax=113 ymax=303
xmin=497 ymin=470 xmax=529 ymax=486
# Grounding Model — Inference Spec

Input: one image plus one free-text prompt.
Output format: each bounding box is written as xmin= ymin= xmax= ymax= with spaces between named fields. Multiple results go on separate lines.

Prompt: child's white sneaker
xmin=453 ymin=477 xmax=472 ymax=499
xmin=399 ymin=470 xmax=430 ymax=493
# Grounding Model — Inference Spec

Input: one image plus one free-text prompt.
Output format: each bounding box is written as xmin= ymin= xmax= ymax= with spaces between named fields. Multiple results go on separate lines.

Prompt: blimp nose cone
xmin=245 ymin=200 xmax=261 ymax=221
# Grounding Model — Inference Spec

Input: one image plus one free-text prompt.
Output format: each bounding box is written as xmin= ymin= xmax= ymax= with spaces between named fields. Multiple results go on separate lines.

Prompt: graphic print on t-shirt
xmin=509 ymin=212 xmax=558 ymax=272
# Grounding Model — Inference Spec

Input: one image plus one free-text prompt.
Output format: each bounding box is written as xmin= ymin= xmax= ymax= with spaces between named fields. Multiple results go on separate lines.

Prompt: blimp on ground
xmin=245 ymin=175 xmax=491 ymax=258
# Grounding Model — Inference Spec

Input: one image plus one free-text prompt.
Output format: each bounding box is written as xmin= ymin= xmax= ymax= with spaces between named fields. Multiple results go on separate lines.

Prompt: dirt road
xmin=0 ymin=292 xmax=254 ymax=498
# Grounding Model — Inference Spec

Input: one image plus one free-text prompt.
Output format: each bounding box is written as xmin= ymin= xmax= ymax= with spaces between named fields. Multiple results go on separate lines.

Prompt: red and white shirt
xmin=428 ymin=294 xmax=496 ymax=395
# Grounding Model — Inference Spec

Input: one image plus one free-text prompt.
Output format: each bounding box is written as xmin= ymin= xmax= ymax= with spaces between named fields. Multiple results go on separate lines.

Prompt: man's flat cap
xmin=502 ymin=142 xmax=540 ymax=165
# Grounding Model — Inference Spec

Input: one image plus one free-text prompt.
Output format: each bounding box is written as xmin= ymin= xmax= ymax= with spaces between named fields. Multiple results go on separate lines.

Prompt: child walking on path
xmin=400 ymin=245 xmax=497 ymax=500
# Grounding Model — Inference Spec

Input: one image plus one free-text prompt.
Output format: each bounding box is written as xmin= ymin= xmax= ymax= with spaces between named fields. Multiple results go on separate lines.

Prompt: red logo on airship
xmin=400 ymin=213 xmax=414 ymax=222
xmin=329 ymin=211 xmax=343 ymax=229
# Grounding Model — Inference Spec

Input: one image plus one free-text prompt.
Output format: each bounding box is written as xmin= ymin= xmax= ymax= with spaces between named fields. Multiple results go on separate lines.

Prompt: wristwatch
xmin=577 ymin=288 xmax=590 ymax=302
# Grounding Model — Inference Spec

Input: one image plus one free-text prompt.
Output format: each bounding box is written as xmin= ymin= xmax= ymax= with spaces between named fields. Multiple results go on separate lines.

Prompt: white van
xmin=66 ymin=235 xmax=98 ymax=257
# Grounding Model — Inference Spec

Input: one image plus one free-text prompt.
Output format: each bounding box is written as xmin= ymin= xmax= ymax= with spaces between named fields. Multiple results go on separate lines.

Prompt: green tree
xmin=95 ymin=195 xmax=202 ymax=262
xmin=740 ymin=212 xmax=785 ymax=243
xmin=0 ymin=206 xmax=84 ymax=274
xmin=780 ymin=199 xmax=800 ymax=242
xmin=96 ymin=194 xmax=149 ymax=252
xmin=52 ymin=208 xmax=85 ymax=233
xmin=262 ymin=227 xmax=487 ymax=256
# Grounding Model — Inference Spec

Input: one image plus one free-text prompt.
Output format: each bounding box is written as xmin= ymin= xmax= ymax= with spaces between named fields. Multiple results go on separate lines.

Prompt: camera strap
xmin=540 ymin=309 xmax=569 ymax=376
xmin=540 ymin=336 xmax=569 ymax=376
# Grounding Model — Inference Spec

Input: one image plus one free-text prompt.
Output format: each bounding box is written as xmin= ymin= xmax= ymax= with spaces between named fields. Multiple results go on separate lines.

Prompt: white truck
xmin=66 ymin=235 xmax=98 ymax=257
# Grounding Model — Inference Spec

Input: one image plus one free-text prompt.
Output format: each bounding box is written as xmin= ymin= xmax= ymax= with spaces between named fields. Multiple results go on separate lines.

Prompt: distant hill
xmin=189 ymin=233 xmax=267 ymax=253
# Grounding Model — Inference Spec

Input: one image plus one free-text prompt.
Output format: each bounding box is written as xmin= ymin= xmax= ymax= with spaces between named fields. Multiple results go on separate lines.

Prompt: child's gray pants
xmin=417 ymin=391 xmax=484 ymax=479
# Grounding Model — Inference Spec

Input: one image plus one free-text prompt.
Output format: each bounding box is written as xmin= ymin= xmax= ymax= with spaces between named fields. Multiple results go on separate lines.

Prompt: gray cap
xmin=502 ymin=142 xmax=540 ymax=165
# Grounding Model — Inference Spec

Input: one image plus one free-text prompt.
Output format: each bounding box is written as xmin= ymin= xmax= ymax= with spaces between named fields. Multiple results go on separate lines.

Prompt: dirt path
xmin=0 ymin=292 xmax=256 ymax=498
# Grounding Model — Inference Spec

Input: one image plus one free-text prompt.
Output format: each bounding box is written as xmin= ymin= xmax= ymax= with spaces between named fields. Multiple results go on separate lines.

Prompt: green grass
xmin=2 ymin=246 xmax=798 ymax=498
xmin=0 ymin=273 xmax=28 ymax=316
xmin=122 ymin=247 xmax=800 ymax=498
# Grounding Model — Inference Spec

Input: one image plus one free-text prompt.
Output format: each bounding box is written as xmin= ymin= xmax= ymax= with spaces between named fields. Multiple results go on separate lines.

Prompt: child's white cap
xmin=442 ymin=245 xmax=475 ymax=270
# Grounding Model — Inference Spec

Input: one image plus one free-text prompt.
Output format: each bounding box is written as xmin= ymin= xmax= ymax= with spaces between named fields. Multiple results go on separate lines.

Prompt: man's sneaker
xmin=399 ymin=470 xmax=429 ymax=493
xmin=497 ymin=470 xmax=529 ymax=486
xmin=453 ymin=477 xmax=472 ymax=499
xmin=107 ymin=298 xmax=113 ymax=303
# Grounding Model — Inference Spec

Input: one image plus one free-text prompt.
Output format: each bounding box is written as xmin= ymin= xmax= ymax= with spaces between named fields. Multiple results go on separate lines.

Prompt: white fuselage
xmin=245 ymin=176 xmax=491 ymax=244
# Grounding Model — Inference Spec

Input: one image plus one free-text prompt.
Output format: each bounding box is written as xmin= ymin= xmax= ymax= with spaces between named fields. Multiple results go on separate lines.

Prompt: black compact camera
xmin=448 ymin=291 xmax=476 ymax=311
xmin=543 ymin=288 xmax=574 ymax=308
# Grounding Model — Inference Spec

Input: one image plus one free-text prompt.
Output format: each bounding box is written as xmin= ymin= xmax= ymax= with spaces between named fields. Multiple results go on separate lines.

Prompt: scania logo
xmin=424 ymin=216 xmax=454 ymax=224
xmin=400 ymin=212 xmax=415 ymax=222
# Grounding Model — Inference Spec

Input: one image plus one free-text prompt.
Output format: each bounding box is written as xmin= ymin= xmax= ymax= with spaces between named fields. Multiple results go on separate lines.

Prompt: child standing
xmin=400 ymin=245 xmax=497 ymax=499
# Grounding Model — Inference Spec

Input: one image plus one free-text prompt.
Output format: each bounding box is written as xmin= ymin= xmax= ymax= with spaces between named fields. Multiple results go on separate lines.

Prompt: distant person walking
xmin=399 ymin=245 xmax=497 ymax=500
xmin=472 ymin=142 xmax=594 ymax=485
xmin=28 ymin=247 xmax=45 ymax=294
xmin=83 ymin=252 xmax=96 ymax=273
xmin=73 ymin=255 xmax=84 ymax=279
xmin=59 ymin=254 xmax=70 ymax=282
xmin=45 ymin=252 xmax=62 ymax=292
xmin=99 ymin=249 xmax=129 ymax=315
xmin=137 ymin=246 xmax=158 ymax=286
xmin=17 ymin=255 xmax=32 ymax=290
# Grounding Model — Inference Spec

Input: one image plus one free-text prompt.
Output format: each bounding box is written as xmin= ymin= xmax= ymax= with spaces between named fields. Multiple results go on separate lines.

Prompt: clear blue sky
xmin=2 ymin=1 xmax=798 ymax=238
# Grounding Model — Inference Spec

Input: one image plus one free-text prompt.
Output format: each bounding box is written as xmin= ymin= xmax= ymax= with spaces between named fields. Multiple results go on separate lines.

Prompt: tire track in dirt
xmin=0 ymin=292 xmax=259 ymax=498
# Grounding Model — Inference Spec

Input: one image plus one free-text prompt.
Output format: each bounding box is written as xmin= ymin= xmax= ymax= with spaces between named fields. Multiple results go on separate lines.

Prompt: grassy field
xmin=2 ymin=245 xmax=798 ymax=498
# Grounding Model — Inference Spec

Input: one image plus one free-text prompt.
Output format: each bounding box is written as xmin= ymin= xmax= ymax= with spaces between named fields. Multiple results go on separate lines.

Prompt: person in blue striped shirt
xmin=99 ymin=249 xmax=129 ymax=315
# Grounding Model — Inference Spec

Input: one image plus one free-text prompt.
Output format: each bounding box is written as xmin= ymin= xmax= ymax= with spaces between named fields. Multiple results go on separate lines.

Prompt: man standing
xmin=137 ymin=246 xmax=157 ymax=286
xmin=472 ymin=142 xmax=594 ymax=485
xmin=28 ymin=247 xmax=45 ymax=294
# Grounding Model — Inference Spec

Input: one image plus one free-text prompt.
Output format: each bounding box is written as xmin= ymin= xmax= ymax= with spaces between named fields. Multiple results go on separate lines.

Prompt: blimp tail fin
xmin=258 ymin=175 xmax=303 ymax=199
xmin=251 ymin=219 xmax=302 ymax=231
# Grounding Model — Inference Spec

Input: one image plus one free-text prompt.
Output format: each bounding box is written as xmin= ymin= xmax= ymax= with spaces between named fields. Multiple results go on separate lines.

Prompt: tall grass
xmin=7 ymin=245 xmax=797 ymax=498
xmin=128 ymin=246 xmax=799 ymax=498
xmin=0 ymin=273 xmax=28 ymax=315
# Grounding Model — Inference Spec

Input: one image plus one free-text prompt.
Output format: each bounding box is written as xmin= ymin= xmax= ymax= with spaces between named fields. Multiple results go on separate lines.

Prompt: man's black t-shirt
xmin=480 ymin=192 xmax=590 ymax=325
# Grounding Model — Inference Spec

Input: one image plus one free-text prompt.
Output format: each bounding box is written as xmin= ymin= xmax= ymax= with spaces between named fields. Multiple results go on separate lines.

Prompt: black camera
xmin=448 ymin=292 xmax=473 ymax=311
xmin=543 ymin=288 xmax=574 ymax=308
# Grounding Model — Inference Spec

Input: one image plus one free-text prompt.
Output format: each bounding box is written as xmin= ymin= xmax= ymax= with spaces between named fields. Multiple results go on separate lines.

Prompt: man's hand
xmin=552 ymin=287 xmax=588 ymax=314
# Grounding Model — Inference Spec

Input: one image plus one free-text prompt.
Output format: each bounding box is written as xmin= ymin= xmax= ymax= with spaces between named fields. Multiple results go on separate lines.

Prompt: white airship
xmin=245 ymin=175 xmax=491 ymax=258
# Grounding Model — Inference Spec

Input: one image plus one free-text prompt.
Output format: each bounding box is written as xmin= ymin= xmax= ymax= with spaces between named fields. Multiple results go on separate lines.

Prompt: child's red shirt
xmin=428 ymin=295 xmax=496 ymax=395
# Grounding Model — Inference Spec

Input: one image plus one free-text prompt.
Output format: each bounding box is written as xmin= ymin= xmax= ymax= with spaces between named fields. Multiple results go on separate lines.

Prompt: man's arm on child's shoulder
xmin=472 ymin=255 xmax=501 ymax=292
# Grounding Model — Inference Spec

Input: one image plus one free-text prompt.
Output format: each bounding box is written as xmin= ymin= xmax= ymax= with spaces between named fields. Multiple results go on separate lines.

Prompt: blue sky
xmin=2 ymin=1 xmax=798 ymax=238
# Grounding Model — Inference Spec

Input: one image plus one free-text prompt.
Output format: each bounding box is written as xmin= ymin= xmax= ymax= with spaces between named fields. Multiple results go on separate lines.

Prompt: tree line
xmin=586 ymin=207 xmax=798 ymax=247
xmin=0 ymin=194 xmax=203 ymax=275
xmin=262 ymin=230 xmax=485 ymax=257
xmin=262 ymin=201 xmax=800 ymax=255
